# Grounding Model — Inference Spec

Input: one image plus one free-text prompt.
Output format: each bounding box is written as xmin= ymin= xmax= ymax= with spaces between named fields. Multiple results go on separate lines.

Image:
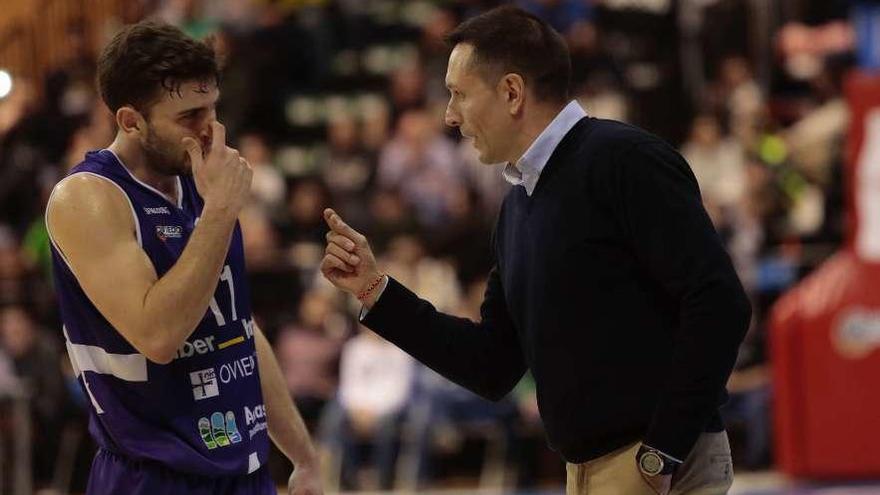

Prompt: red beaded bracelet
xmin=357 ymin=273 xmax=386 ymax=302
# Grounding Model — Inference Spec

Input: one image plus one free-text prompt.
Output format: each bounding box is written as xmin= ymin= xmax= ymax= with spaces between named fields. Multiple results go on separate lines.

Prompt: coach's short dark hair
xmin=445 ymin=6 xmax=571 ymax=103
xmin=97 ymin=22 xmax=218 ymax=114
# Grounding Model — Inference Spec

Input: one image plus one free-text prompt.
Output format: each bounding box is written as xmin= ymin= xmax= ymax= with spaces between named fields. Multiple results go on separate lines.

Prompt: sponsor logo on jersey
xmin=244 ymin=403 xmax=266 ymax=426
xmin=143 ymin=206 xmax=171 ymax=215
xmin=190 ymin=368 xmax=219 ymax=401
xmin=243 ymin=318 xmax=255 ymax=339
xmin=835 ymin=309 xmax=880 ymax=358
xmin=218 ymin=335 xmax=246 ymax=349
xmin=244 ymin=403 xmax=268 ymax=440
xmin=156 ymin=225 xmax=183 ymax=241
xmin=175 ymin=336 xmax=216 ymax=360
xmin=174 ymin=319 xmax=255 ymax=362
xmin=188 ymin=352 xmax=257 ymax=401
xmin=198 ymin=410 xmax=243 ymax=450
xmin=218 ymin=352 xmax=257 ymax=384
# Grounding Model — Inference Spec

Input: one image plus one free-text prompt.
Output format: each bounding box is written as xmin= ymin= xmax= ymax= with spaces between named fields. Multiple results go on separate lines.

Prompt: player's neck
xmin=108 ymin=137 xmax=179 ymax=200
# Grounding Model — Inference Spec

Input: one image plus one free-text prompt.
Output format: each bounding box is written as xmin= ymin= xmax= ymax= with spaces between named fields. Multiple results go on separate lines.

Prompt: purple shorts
xmin=86 ymin=448 xmax=275 ymax=495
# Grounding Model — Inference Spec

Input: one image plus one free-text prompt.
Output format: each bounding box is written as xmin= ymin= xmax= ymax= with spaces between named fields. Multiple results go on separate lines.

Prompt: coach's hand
xmin=640 ymin=471 xmax=672 ymax=495
xmin=321 ymin=208 xmax=383 ymax=307
xmin=182 ymin=121 xmax=252 ymax=215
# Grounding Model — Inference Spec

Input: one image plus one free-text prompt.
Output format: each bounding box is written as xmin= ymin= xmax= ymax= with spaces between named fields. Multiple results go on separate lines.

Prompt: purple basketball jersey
xmin=49 ymin=149 xmax=270 ymax=477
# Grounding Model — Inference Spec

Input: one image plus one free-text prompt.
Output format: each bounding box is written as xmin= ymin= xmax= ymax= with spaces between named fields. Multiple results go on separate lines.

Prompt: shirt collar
xmin=503 ymin=100 xmax=587 ymax=195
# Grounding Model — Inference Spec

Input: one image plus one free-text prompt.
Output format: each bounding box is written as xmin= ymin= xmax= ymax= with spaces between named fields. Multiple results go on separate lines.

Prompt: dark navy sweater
xmin=362 ymin=117 xmax=751 ymax=462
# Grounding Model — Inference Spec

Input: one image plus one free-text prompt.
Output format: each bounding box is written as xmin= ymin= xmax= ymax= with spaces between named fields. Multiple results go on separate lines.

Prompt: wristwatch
xmin=637 ymin=445 xmax=682 ymax=477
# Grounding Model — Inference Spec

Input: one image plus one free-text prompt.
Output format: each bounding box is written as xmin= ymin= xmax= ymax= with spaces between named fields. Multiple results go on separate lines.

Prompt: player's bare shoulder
xmin=47 ymin=173 xmax=137 ymax=256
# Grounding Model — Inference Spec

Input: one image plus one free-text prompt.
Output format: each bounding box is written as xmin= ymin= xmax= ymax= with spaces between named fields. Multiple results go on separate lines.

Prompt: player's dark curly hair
xmin=97 ymin=21 xmax=218 ymax=116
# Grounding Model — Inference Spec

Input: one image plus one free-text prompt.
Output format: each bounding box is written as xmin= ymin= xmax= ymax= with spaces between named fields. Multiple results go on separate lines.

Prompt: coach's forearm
xmin=139 ymin=203 xmax=237 ymax=362
xmin=254 ymin=326 xmax=319 ymax=468
xmin=361 ymin=276 xmax=527 ymax=401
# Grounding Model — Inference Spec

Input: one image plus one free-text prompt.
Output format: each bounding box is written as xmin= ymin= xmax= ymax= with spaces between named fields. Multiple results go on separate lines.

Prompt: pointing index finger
xmin=324 ymin=208 xmax=360 ymax=240
xmin=210 ymin=121 xmax=226 ymax=154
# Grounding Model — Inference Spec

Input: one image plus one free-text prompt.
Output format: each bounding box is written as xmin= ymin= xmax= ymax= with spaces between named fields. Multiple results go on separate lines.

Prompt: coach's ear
xmin=498 ymin=73 xmax=526 ymax=117
xmin=116 ymin=105 xmax=146 ymax=137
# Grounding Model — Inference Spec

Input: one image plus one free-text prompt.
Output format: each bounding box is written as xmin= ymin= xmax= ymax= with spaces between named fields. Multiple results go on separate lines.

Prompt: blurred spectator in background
xmin=0 ymin=228 xmax=35 ymax=308
xmin=363 ymin=188 xmax=422 ymax=253
xmin=0 ymin=304 xmax=71 ymax=488
xmin=240 ymin=131 xmax=287 ymax=214
xmin=388 ymin=62 xmax=428 ymax=118
xmin=280 ymin=177 xmax=331 ymax=247
xmin=320 ymin=328 xmax=415 ymax=491
xmin=681 ymin=113 xmax=747 ymax=224
xmin=711 ymin=56 xmax=764 ymax=148
xmin=276 ymin=288 xmax=350 ymax=430
xmin=320 ymin=115 xmax=376 ymax=228
xmin=0 ymin=81 xmax=54 ymax=236
xmin=399 ymin=275 xmax=519 ymax=489
xmin=155 ymin=0 xmax=218 ymax=39
xmin=247 ymin=2 xmax=322 ymax=141
xmin=378 ymin=108 xmax=465 ymax=228
xmin=360 ymin=99 xmax=392 ymax=157
xmin=42 ymin=19 xmax=99 ymax=163
xmin=240 ymin=205 xmax=300 ymax=337
xmin=567 ymin=18 xmax=628 ymax=123
xmin=212 ymin=25 xmax=257 ymax=142
xmin=430 ymin=185 xmax=493 ymax=287
xmin=722 ymin=324 xmax=771 ymax=470
xmin=381 ymin=233 xmax=462 ymax=313
xmin=0 ymin=345 xmax=19 ymax=397
xmin=62 ymin=106 xmax=115 ymax=171
xmin=277 ymin=176 xmax=332 ymax=277
xmin=517 ymin=0 xmax=593 ymax=35
xmin=419 ymin=7 xmax=457 ymax=104
xmin=241 ymin=205 xmax=282 ymax=270
xmin=783 ymin=57 xmax=849 ymax=214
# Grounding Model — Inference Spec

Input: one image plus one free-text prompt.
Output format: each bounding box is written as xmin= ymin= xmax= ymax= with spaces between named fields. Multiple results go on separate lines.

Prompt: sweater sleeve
xmin=360 ymin=266 xmax=527 ymax=401
xmin=601 ymin=139 xmax=752 ymax=460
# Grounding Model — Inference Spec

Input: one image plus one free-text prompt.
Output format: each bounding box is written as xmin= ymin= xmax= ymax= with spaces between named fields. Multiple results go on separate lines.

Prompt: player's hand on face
xmin=288 ymin=463 xmax=323 ymax=495
xmin=182 ymin=121 xmax=252 ymax=215
xmin=320 ymin=208 xmax=380 ymax=296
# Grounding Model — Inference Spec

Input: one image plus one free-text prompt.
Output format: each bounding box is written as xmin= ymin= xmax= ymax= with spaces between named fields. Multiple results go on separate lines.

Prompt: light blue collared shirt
xmin=502 ymin=100 xmax=588 ymax=196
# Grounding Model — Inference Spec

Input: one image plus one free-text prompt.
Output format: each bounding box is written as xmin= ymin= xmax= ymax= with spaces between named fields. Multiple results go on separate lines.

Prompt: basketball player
xmin=46 ymin=22 xmax=322 ymax=495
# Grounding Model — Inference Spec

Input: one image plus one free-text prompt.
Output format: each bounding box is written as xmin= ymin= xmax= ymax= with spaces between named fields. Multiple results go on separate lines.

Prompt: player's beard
xmin=142 ymin=124 xmax=190 ymax=176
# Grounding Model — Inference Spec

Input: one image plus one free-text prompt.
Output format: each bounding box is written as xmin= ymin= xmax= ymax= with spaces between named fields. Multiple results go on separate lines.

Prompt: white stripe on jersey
xmin=64 ymin=326 xmax=148 ymax=382
xmin=248 ymin=452 xmax=260 ymax=474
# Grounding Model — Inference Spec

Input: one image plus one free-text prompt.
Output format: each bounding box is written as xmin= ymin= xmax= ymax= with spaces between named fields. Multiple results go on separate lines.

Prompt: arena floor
xmin=313 ymin=472 xmax=880 ymax=495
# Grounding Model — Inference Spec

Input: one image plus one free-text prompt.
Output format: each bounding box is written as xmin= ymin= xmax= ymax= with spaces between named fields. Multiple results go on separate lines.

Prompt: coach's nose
xmin=445 ymin=101 xmax=461 ymax=128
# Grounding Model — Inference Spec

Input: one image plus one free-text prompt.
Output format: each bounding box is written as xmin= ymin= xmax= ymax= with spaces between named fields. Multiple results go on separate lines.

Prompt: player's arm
xmin=47 ymin=122 xmax=252 ymax=364
xmin=252 ymin=322 xmax=322 ymax=495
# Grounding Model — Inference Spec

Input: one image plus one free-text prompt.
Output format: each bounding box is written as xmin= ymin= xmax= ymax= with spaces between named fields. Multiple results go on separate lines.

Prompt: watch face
xmin=639 ymin=452 xmax=664 ymax=476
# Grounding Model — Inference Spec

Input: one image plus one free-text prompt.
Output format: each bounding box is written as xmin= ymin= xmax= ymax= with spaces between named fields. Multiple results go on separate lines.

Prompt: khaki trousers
xmin=565 ymin=432 xmax=734 ymax=495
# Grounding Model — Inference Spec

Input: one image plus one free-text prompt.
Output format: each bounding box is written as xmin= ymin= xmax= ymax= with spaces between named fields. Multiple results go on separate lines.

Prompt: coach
xmin=321 ymin=6 xmax=751 ymax=494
